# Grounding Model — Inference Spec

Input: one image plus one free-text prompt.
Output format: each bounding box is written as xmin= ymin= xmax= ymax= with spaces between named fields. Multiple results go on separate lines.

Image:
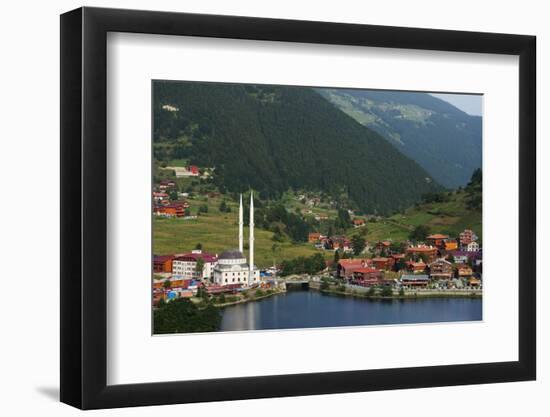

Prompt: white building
xmin=172 ymin=250 xmax=218 ymax=281
xmin=213 ymin=193 xmax=260 ymax=286
xmin=466 ymin=241 xmax=480 ymax=252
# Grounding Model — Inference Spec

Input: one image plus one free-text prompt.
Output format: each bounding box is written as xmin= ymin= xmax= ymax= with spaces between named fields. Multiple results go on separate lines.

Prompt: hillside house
xmin=353 ymin=219 xmax=366 ymax=228
xmin=152 ymin=191 xmax=169 ymax=201
xmin=352 ymin=267 xmax=382 ymax=280
xmin=153 ymin=203 xmax=186 ymax=218
xmin=153 ymin=255 xmax=175 ymax=273
xmin=308 ymin=232 xmax=321 ymax=243
xmin=406 ymin=244 xmax=438 ymax=262
xmin=337 ymin=259 xmax=372 ymax=278
xmin=405 ymin=259 xmax=427 ymax=274
xmin=426 ymin=233 xmax=449 ymax=248
xmin=372 ymin=257 xmax=394 ymax=271
xmin=327 ymin=236 xmax=351 ymax=252
xmin=444 ymin=239 xmax=458 ymax=251
xmin=375 ymin=240 xmax=392 ymax=255
xmin=429 ymin=258 xmax=454 ymax=280
xmin=351 ymin=267 xmax=382 ymax=286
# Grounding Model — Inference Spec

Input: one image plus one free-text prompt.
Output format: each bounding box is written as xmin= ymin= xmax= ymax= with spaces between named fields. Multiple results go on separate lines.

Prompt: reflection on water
xmin=220 ymin=290 xmax=482 ymax=332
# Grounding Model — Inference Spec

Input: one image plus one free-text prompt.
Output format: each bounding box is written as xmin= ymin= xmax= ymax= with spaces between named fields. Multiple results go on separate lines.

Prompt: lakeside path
xmin=313 ymin=282 xmax=482 ymax=300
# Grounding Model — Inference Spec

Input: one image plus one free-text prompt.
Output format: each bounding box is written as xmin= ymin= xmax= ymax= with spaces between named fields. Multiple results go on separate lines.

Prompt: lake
xmin=220 ymin=289 xmax=482 ymax=331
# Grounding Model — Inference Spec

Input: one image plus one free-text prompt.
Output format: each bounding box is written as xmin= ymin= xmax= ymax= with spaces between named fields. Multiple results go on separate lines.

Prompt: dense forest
xmin=153 ymin=82 xmax=442 ymax=216
xmin=317 ymin=89 xmax=482 ymax=188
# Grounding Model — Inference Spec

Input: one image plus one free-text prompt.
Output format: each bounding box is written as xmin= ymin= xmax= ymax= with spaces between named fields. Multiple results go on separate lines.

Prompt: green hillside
xmin=153 ymin=81 xmax=442 ymax=215
xmin=350 ymin=173 xmax=482 ymax=243
xmin=152 ymin=195 xmax=327 ymax=268
xmin=317 ymin=89 xmax=482 ymax=189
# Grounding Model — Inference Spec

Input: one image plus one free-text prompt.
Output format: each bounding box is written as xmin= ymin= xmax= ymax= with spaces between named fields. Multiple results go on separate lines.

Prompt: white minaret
xmin=238 ymin=194 xmax=244 ymax=253
xmin=249 ymin=192 xmax=255 ymax=286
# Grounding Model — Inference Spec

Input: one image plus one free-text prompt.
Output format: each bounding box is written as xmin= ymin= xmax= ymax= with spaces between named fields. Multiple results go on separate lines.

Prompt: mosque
xmin=212 ymin=193 xmax=260 ymax=287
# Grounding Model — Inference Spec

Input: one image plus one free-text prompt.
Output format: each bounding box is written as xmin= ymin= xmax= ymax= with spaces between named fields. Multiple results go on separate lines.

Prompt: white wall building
xmin=172 ymin=250 xmax=218 ymax=281
xmin=466 ymin=241 xmax=480 ymax=252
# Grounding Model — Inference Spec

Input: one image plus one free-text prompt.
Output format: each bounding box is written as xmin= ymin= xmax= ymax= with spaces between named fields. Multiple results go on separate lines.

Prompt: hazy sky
xmin=430 ymin=93 xmax=483 ymax=117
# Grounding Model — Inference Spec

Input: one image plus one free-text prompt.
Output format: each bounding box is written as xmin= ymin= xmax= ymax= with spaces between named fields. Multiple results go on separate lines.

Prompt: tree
xmin=333 ymin=249 xmax=341 ymax=264
xmin=195 ymin=257 xmax=205 ymax=278
xmin=351 ymin=235 xmax=366 ymax=256
xmin=169 ymin=190 xmax=178 ymax=201
xmin=198 ymin=204 xmax=209 ymax=214
xmin=154 ymin=298 xmax=221 ymax=333
xmin=380 ymin=285 xmax=393 ymax=297
xmin=409 ymin=225 xmax=430 ymax=242
xmin=196 ymin=285 xmax=209 ymax=301
xmin=195 ymin=242 xmax=203 ymax=250
xmin=163 ymin=279 xmax=171 ymax=289
xmin=335 ymin=208 xmax=352 ymax=230
xmin=219 ymin=200 xmax=231 ymax=213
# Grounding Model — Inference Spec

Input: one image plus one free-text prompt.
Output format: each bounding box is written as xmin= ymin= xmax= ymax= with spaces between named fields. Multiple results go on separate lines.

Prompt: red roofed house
xmin=172 ymin=250 xmax=218 ymax=281
xmin=353 ymin=267 xmax=382 ymax=280
xmin=152 ymin=191 xmax=169 ymax=201
xmin=153 ymin=203 xmax=186 ymax=218
xmin=426 ymin=233 xmax=449 ymax=248
xmin=308 ymin=232 xmax=321 ymax=243
xmin=353 ymin=219 xmax=366 ymax=228
xmin=328 ymin=236 xmax=351 ymax=252
xmin=405 ymin=259 xmax=427 ymax=274
xmin=372 ymin=257 xmax=394 ymax=271
xmin=406 ymin=244 xmax=438 ymax=262
xmin=153 ymin=255 xmax=175 ymax=273
xmin=337 ymin=258 xmax=372 ymax=278
xmin=352 ymin=267 xmax=382 ymax=286
xmin=188 ymin=165 xmax=199 ymax=176
xmin=375 ymin=240 xmax=392 ymax=255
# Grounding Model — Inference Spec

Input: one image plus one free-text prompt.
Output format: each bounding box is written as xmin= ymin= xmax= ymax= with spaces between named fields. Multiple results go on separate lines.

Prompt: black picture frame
xmin=60 ymin=6 xmax=536 ymax=410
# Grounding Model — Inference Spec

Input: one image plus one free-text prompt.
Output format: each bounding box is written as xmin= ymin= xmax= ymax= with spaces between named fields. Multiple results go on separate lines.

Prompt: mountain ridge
xmin=316 ymin=88 xmax=482 ymax=188
xmin=153 ymin=81 xmax=442 ymax=215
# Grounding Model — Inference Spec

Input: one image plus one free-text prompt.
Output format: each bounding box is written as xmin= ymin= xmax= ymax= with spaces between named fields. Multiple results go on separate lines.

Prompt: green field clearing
xmin=153 ymin=196 xmax=327 ymax=268
xmin=153 ymin=189 xmax=481 ymax=267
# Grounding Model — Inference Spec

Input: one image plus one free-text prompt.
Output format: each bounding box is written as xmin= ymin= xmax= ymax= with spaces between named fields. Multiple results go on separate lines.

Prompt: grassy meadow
xmin=153 ymin=196 xmax=324 ymax=268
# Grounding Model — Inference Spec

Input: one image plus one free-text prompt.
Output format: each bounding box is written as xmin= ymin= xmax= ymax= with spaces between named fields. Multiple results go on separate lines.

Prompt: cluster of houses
xmin=152 ymin=179 xmax=193 ymax=218
xmin=333 ymin=229 xmax=482 ymax=290
xmin=308 ymin=233 xmax=354 ymax=252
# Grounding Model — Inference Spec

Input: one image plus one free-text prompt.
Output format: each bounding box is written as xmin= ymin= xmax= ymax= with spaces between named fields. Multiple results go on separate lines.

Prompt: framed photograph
xmin=60 ymin=6 xmax=536 ymax=409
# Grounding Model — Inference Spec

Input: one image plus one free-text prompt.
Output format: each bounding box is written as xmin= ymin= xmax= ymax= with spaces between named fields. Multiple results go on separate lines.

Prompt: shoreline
xmin=206 ymin=283 xmax=481 ymax=308
xmin=211 ymin=287 xmax=287 ymax=308
xmin=316 ymin=286 xmax=482 ymax=300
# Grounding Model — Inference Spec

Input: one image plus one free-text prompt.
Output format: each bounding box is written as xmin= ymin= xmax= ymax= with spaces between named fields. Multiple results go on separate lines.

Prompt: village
xmin=152 ymin=169 xmax=482 ymax=307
